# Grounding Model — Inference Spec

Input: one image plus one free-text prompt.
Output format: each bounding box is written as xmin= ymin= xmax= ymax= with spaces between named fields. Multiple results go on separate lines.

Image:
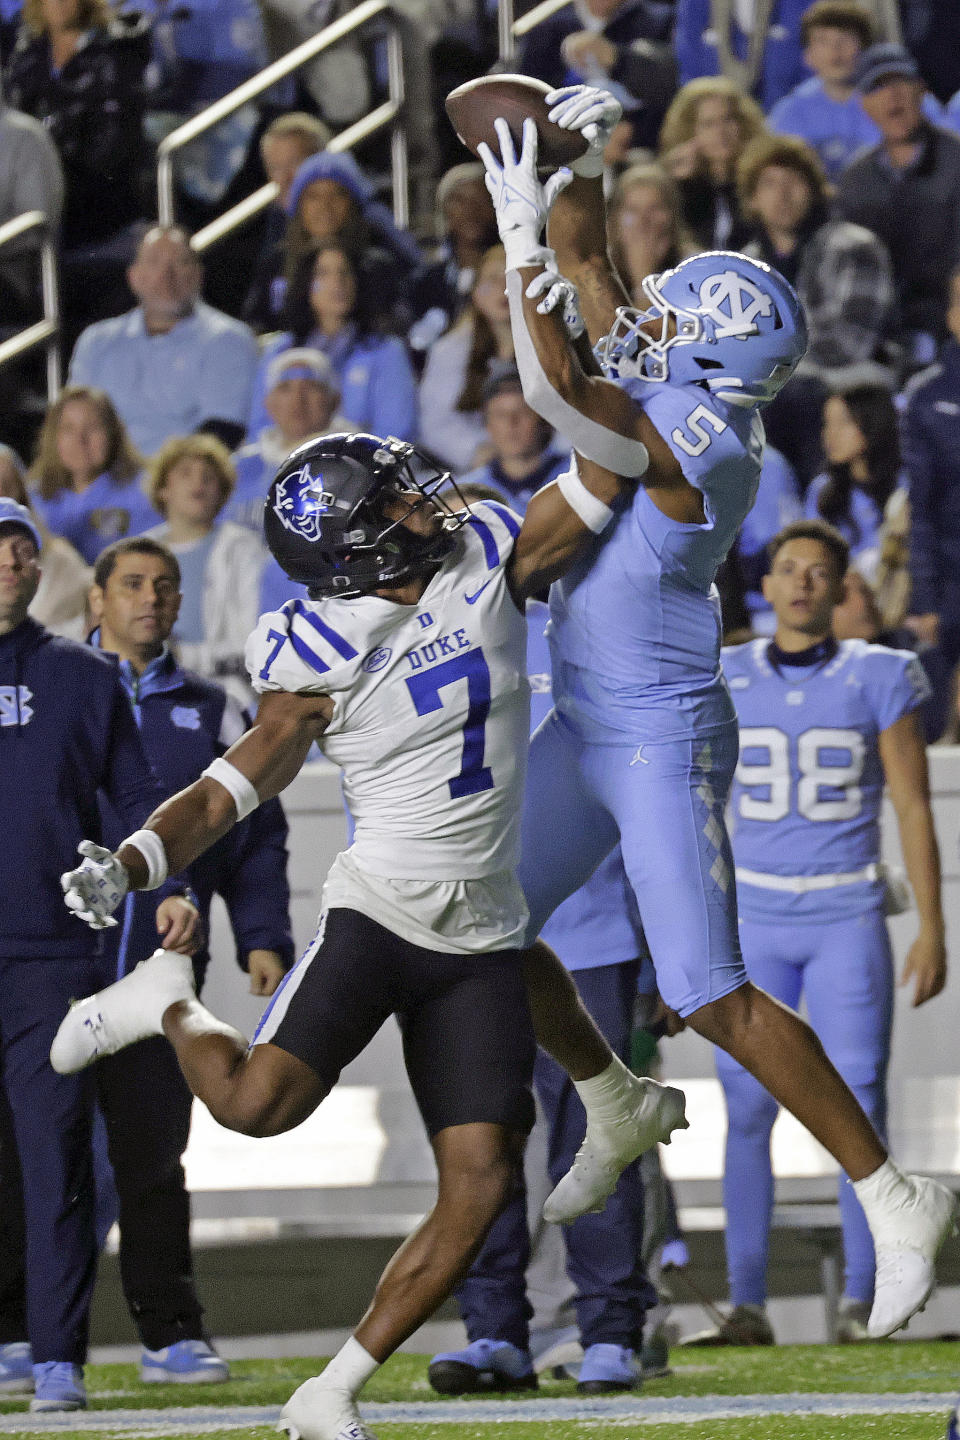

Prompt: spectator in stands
xmin=735 ymin=446 xmax=803 ymax=634
xmin=737 ymin=131 xmax=897 ymax=486
xmin=607 ymin=163 xmax=696 ymax=307
xmin=129 ymin=0 xmax=270 ymax=206
xmin=248 ymin=241 xmax=418 ymax=444
xmin=144 ymin=435 xmax=266 ymax=703
xmin=242 ymin=149 xmax=421 ymax=333
xmin=901 ymin=264 xmax=960 ymax=739
xmin=659 ymin=79 xmax=766 ymax=251
xmin=257 ymin=112 xmax=330 ymax=252
xmin=28 ymin=386 xmax=159 ymax=565
xmin=69 ymin=225 xmax=259 ymax=457
xmin=517 ymin=0 xmax=675 ymax=151
xmin=0 ymin=88 xmax=63 ymax=324
xmin=419 ymin=244 xmax=513 ymax=472
xmin=456 ymin=365 xmax=568 ymax=510
xmin=5 ymin=0 xmax=149 ymax=250
xmin=804 ymin=385 xmax=906 ymax=582
xmin=767 ymin=2 xmax=941 ymax=180
xmin=834 ymin=43 xmax=960 ymax=368
xmin=408 ymin=163 xmax=498 ymax=362
xmin=226 ymin=348 xmax=348 ymax=534
xmin=673 ymin=0 xmax=809 ymax=110
xmin=0 ymin=443 xmax=90 ymax=637
xmin=901 ymin=0 xmax=960 ymax=108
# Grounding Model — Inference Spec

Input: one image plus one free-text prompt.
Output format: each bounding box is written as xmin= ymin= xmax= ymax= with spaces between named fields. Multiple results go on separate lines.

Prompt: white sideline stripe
xmin=1 ymin=1392 xmax=955 ymax=1432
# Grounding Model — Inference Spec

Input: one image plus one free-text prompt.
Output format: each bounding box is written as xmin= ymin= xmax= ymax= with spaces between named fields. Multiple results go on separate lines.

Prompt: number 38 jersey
xmin=245 ymin=501 xmax=530 ymax=883
xmin=548 ymin=383 xmax=763 ymax=744
xmin=724 ymin=637 xmax=930 ymax=922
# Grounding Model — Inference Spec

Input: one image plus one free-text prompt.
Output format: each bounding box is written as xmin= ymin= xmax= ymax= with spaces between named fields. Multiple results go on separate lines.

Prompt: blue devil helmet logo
xmin=271 ymin=464 xmax=335 ymax=543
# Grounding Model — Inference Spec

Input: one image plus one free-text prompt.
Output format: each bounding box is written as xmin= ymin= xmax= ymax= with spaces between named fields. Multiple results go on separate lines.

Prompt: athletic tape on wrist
xmin=571 ymin=151 xmax=604 ymax=179
xmin=506 ymin=270 xmax=650 ymax=478
xmin=123 ymin=829 xmax=169 ymax=891
xmin=557 ymin=459 xmax=614 ymax=533
xmin=203 ymin=756 xmax=260 ymax=821
xmin=502 ymin=229 xmax=552 ymax=272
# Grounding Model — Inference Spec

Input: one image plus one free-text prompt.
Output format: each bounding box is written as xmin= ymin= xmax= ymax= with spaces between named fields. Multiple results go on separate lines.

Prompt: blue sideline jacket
xmin=0 ymin=618 xmax=166 ymax=958
xmin=94 ymin=639 xmax=294 ymax=979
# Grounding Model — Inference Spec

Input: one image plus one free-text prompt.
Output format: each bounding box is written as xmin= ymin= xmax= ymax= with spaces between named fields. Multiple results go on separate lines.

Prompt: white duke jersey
xmin=724 ymin=638 xmax=930 ymax=922
xmin=548 ymin=382 xmax=764 ymax=743
xmin=246 ymin=501 xmax=530 ymax=882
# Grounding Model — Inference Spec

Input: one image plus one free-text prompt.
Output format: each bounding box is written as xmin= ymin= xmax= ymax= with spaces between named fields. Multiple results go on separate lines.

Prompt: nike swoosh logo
xmin=465 ymin=577 xmax=495 ymax=604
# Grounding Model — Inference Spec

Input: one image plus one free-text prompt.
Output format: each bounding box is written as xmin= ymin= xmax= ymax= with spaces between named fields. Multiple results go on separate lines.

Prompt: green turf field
xmin=0 ymin=1344 xmax=955 ymax=1438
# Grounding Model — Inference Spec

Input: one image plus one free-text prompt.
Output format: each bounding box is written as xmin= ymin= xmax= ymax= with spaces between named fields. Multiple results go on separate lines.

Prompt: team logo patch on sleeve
xmin=363 ymin=647 xmax=392 ymax=673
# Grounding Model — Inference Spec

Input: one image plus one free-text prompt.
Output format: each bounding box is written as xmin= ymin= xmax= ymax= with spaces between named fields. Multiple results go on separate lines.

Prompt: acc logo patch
xmin=171 ymin=706 xmax=201 ymax=730
xmin=363 ymin=647 xmax=392 ymax=673
xmin=272 ymin=465 xmax=335 ymax=542
xmin=698 ymin=270 xmax=772 ymax=339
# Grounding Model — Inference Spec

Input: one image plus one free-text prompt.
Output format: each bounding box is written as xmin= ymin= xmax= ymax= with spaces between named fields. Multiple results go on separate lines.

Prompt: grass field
xmin=1 ymin=1344 xmax=955 ymax=1439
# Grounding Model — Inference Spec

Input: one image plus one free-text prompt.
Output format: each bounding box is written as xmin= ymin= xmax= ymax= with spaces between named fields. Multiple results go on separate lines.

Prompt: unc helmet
xmin=595 ymin=251 xmax=808 ymax=408
xmin=264 ymin=433 xmax=467 ymax=599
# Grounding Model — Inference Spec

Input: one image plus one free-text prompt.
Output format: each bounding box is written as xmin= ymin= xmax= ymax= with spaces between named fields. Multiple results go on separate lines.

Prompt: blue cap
xmin=0 ymin=497 xmax=41 ymax=552
xmin=853 ymin=42 xmax=921 ymax=94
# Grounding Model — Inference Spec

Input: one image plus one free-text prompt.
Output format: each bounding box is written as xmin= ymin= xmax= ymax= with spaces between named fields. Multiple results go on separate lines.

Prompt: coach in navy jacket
xmin=902 ymin=328 xmax=960 ymax=737
xmin=87 ymin=534 xmax=293 ymax=1369
xmin=0 ymin=499 xmax=199 ymax=1393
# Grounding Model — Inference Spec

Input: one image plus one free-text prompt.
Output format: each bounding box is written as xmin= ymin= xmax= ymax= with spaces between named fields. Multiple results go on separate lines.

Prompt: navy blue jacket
xmin=94 ymin=641 xmax=294 ymax=980
xmin=902 ymin=340 xmax=960 ymax=625
xmin=0 ymin=619 xmax=166 ymax=958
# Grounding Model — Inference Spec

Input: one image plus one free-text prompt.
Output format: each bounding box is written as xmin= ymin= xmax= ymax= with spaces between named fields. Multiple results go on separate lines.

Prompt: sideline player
xmin=475 ymin=88 xmax=957 ymax=1341
xmin=48 ymin=431 xmax=669 ymax=1440
xmin=718 ymin=520 xmax=945 ymax=1343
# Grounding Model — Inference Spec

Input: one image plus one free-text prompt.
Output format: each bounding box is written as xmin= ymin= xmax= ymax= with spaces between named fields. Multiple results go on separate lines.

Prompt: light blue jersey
xmin=725 ymin=637 xmax=930 ymax=922
xmin=526 ymin=602 xmax=651 ymax=980
xmin=768 ymin=77 xmax=945 ymax=180
xmin=548 ymin=383 xmax=764 ymax=743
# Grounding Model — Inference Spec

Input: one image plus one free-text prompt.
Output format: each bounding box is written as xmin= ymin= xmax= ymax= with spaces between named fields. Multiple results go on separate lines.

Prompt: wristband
xmin=502 ymin=231 xmax=554 ymax=273
xmin=557 ymin=460 xmax=615 ymax=534
xmin=203 ymin=756 xmax=260 ymax=821
xmin=571 ymin=151 xmax=604 ymax=180
xmin=123 ymin=828 xmax=169 ymax=890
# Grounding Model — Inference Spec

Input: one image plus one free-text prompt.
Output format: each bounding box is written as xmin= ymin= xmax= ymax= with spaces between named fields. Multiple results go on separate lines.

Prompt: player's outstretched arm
xmin=878 ymin=709 xmax=947 ymax=1007
xmin=544 ymin=85 xmax=631 ymax=342
xmin=62 ymin=690 xmax=331 ymax=928
xmin=508 ymin=449 xmax=626 ymax=603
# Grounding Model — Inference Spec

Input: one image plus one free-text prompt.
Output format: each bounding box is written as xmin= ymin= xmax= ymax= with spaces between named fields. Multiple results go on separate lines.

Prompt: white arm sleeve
xmin=506 ymin=269 xmax=649 ymax=479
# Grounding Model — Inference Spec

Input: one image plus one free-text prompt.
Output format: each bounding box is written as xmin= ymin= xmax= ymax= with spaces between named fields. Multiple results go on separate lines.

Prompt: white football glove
xmin=546 ymin=85 xmax=623 ymax=178
xmin=61 ymin=840 xmax=129 ymax=930
xmin=478 ymin=117 xmax=572 ymax=270
xmin=525 ymin=265 xmax=586 ymax=340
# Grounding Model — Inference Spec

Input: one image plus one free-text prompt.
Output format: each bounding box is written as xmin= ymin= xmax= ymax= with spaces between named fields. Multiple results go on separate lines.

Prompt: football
xmin=445 ymin=75 xmax=588 ymax=171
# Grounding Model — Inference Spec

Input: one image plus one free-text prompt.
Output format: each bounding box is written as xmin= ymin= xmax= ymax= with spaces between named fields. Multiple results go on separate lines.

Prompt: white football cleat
xmin=868 ymin=1175 xmax=958 ymax=1338
xmin=278 ymin=1379 xmax=378 ymax=1440
xmin=543 ymin=1076 xmax=688 ymax=1223
xmin=50 ymin=950 xmax=195 ymax=1074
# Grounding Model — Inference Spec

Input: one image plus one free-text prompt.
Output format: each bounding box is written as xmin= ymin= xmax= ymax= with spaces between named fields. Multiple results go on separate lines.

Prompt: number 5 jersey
xmin=723 ymin=637 xmax=931 ymax=923
xmin=245 ymin=500 xmax=531 ymax=952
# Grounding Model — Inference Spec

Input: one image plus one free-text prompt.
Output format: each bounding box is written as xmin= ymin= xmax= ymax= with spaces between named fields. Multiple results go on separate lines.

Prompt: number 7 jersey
xmin=245 ymin=501 xmax=530 ymax=882
xmin=724 ymin=637 xmax=930 ymax=922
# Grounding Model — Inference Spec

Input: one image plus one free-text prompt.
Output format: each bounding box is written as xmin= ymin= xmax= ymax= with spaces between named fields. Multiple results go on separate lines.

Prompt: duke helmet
xmin=264 ymin=433 xmax=468 ymax=599
xmin=595 ymin=251 xmax=808 ymax=408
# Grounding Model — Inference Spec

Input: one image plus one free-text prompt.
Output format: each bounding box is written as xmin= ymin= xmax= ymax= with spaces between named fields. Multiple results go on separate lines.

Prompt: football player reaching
xmin=50 ymin=430 xmax=680 ymax=1440
xmin=476 ymin=86 xmax=958 ymax=1342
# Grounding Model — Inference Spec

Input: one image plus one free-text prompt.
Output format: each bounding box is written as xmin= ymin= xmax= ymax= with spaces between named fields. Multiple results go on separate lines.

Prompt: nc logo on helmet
xmin=272 ymin=465 xmax=335 ymax=543
xmin=698 ymin=271 xmax=773 ymax=340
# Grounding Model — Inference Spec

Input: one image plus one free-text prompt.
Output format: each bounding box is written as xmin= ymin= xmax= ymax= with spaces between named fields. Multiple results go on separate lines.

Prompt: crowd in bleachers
xmin=2 ymin=0 xmax=960 ymax=734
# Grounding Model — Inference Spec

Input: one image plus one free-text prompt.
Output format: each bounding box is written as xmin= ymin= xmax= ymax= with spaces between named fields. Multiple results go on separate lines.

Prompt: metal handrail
xmin=0 ymin=210 xmax=61 ymax=400
xmin=158 ymin=0 xmax=408 ymax=246
xmin=498 ymin=0 xmax=570 ymax=65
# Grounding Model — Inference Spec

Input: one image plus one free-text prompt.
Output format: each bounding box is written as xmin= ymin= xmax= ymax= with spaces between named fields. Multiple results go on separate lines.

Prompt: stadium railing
xmin=496 ymin=0 xmax=570 ymax=68
xmin=157 ymin=0 xmax=409 ymax=256
xmin=0 ymin=209 xmax=61 ymax=400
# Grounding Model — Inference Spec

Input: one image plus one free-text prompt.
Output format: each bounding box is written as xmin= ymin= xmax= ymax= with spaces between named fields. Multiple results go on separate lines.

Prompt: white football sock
xmin=852 ymin=1158 xmax=911 ymax=1233
xmin=573 ymin=1056 xmax=638 ymax=1127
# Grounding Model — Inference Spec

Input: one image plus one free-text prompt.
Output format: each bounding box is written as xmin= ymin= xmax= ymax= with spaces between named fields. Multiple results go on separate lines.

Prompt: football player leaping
xmin=50 ymin=430 xmax=682 ymax=1440
xmin=475 ymin=84 xmax=958 ymax=1343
